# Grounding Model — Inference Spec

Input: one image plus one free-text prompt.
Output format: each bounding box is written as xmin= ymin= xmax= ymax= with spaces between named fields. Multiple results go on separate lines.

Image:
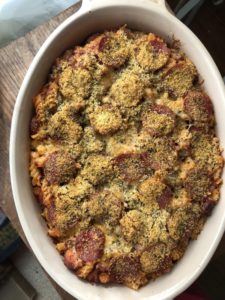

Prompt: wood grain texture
xmin=0 ymin=1 xmax=80 ymax=239
xmin=0 ymin=1 xmax=225 ymax=299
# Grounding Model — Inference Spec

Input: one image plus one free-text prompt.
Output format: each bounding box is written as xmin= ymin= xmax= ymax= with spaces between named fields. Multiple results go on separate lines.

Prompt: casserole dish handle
xmin=81 ymin=0 xmax=170 ymax=13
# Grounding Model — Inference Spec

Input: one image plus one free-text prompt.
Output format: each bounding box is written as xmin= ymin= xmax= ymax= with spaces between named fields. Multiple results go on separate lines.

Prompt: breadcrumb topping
xmin=90 ymin=105 xmax=122 ymax=135
xmin=30 ymin=26 xmax=223 ymax=290
xmin=108 ymin=70 xmax=145 ymax=108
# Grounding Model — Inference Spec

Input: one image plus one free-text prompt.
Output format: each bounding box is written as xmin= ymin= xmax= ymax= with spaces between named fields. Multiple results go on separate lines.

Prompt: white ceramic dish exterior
xmin=10 ymin=1 xmax=225 ymax=299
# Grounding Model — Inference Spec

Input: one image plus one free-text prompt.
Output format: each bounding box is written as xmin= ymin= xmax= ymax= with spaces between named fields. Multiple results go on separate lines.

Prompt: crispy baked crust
xmin=29 ymin=26 xmax=224 ymax=290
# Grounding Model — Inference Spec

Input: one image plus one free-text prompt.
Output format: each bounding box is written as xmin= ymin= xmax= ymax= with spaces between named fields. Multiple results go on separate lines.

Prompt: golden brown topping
xmin=48 ymin=111 xmax=82 ymax=143
xmin=142 ymin=104 xmax=175 ymax=136
xmin=120 ymin=210 xmax=144 ymax=242
xmin=81 ymin=155 xmax=113 ymax=185
xmin=167 ymin=206 xmax=199 ymax=241
xmin=138 ymin=176 xmax=172 ymax=208
xmin=113 ymin=152 xmax=152 ymax=183
xmin=89 ymin=105 xmax=122 ymax=135
xmin=135 ymin=34 xmax=170 ymax=71
xmin=44 ymin=151 xmax=78 ymax=185
xmin=147 ymin=138 xmax=177 ymax=171
xmin=57 ymin=176 xmax=93 ymax=202
xmin=83 ymin=190 xmax=122 ymax=225
xmin=191 ymin=133 xmax=223 ymax=174
xmin=171 ymin=239 xmax=188 ymax=261
xmin=82 ymin=127 xmax=104 ymax=153
xmin=162 ymin=60 xmax=197 ymax=97
xmin=169 ymin=188 xmax=190 ymax=209
xmin=51 ymin=177 xmax=93 ymax=232
xmin=33 ymin=81 xmax=59 ymax=123
xmin=140 ymin=242 xmax=172 ymax=276
xmin=109 ymin=70 xmax=144 ymax=108
xmin=30 ymin=26 xmax=223 ymax=290
xmin=184 ymin=90 xmax=214 ymax=124
xmin=61 ymin=96 xmax=86 ymax=113
xmin=184 ymin=168 xmax=212 ymax=202
xmin=73 ymin=49 xmax=97 ymax=71
xmin=59 ymin=66 xmax=92 ymax=99
xmin=98 ymin=29 xmax=129 ymax=67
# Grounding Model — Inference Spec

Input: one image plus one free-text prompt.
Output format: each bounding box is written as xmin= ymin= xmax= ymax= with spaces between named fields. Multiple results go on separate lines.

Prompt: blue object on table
xmin=0 ymin=210 xmax=21 ymax=263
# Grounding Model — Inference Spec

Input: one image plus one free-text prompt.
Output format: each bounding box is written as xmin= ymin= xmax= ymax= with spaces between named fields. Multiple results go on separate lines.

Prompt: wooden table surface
xmin=0 ymin=1 xmax=225 ymax=299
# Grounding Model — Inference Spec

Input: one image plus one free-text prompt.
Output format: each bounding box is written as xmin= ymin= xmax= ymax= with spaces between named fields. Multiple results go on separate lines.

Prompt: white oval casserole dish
xmin=10 ymin=0 xmax=225 ymax=299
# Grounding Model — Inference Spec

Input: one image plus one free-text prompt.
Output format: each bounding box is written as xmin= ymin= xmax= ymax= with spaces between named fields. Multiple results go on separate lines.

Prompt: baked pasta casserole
xmin=29 ymin=27 xmax=224 ymax=290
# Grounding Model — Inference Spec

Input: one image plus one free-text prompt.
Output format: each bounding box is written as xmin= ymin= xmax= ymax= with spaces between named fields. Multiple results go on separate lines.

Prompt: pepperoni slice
xmin=48 ymin=113 xmax=83 ymax=143
xmin=30 ymin=116 xmax=39 ymax=135
xmin=150 ymin=39 xmax=169 ymax=54
xmin=113 ymin=152 xmax=152 ymax=183
xmin=201 ymin=198 xmax=216 ymax=216
xmin=157 ymin=186 xmax=173 ymax=209
xmin=135 ymin=37 xmax=170 ymax=71
xmin=98 ymin=33 xmax=128 ymax=68
xmin=190 ymin=125 xmax=210 ymax=137
xmin=163 ymin=61 xmax=197 ymax=98
xmin=99 ymin=36 xmax=108 ymax=52
xmin=87 ymin=255 xmax=146 ymax=288
xmin=151 ymin=104 xmax=174 ymax=116
xmin=109 ymin=255 xmax=142 ymax=284
xmin=142 ymin=104 xmax=175 ymax=136
xmin=44 ymin=151 xmax=78 ymax=185
xmin=184 ymin=91 xmax=214 ymax=123
xmin=75 ymin=227 xmax=105 ymax=262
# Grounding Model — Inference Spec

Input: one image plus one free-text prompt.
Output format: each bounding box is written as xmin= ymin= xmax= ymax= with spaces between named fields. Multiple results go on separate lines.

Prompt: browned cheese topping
xmin=30 ymin=26 xmax=224 ymax=290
